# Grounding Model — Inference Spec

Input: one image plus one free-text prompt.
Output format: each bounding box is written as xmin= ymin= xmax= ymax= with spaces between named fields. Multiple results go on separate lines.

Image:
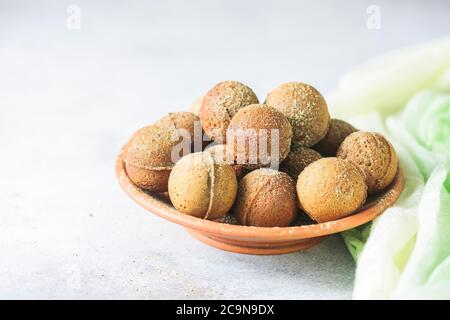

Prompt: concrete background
xmin=0 ymin=0 xmax=449 ymax=299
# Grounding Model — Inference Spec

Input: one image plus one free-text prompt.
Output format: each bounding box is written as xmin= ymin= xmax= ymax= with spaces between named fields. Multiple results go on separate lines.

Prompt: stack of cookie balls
xmin=124 ymin=81 xmax=398 ymax=227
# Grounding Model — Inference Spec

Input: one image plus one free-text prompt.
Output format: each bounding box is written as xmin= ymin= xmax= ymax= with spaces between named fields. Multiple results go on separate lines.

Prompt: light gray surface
xmin=0 ymin=0 xmax=448 ymax=299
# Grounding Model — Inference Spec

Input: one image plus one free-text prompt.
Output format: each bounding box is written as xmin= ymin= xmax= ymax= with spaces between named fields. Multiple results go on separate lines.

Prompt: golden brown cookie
xmin=227 ymin=104 xmax=292 ymax=168
xmin=266 ymin=82 xmax=330 ymax=147
xmin=337 ymin=131 xmax=398 ymax=193
xmin=280 ymin=146 xmax=322 ymax=180
xmin=125 ymin=125 xmax=181 ymax=192
xmin=313 ymin=119 xmax=357 ymax=156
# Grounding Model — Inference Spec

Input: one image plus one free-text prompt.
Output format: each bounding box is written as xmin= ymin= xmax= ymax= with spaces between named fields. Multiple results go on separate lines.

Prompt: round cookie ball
xmin=234 ymin=169 xmax=297 ymax=227
xmin=189 ymin=96 xmax=204 ymax=116
xmin=297 ymin=158 xmax=367 ymax=223
xmin=155 ymin=112 xmax=199 ymax=139
xmin=227 ymin=104 xmax=292 ymax=168
xmin=200 ymin=81 xmax=259 ymax=142
xmin=280 ymin=146 xmax=322 ymax=180
xmin=337 ymin=131 xmax=398 ymax=194
xmin=155 ymin=111 xmax=204 ymax=152
xmin=265 ymin=82 xmax=330 ymax=147
xmin=124 ymin=125 xmax=181 ymax=192
xmin=313 ymin=119 xmax=357 ymax=156
xmin=205 ymin=144 xmax=247 ymax=179
xmin=168 ymin=152 xmax=238 ymax=220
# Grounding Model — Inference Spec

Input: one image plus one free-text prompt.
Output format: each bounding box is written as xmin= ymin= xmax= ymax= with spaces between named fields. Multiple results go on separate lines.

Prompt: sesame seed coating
xmin=227 ymin=104 xmax=293 ymax=167
xmin=200 ymin=81 xmax=259 ymax=142
xmin=189 ymin=96 xmax=204 ymax=116
xmin=205 ymin=144 xmax=247 ymax=179
xmin=234 ymin=168 xmax=298 ymax=227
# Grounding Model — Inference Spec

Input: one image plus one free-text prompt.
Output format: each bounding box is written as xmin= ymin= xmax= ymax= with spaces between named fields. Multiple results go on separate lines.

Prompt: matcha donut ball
xmin=234 ymin=169 xmax=297 ymax=227
xmin=297 ymin=158 xmax=367 ymax=223
xmin=124 ymin=125 xmax=181 ymax=192
xmin=215 ymin=214 xmax=239 ymax=225
xmin=168 ymin=152 xmax=238 ymax=220
xmin=280 ymin=146 xmax=322 ymax=180
xmin=313 ymin=119 xmax=357 ymax=156
xmin=265 ymin=82 xmax=330 ymax=147
xmin=227 ymin=104 xmax=293 ymax=168
xmin=337 ymin=132 xmax=398 ymax=194
xmin=155 ymin=111 xmax=203 ymax=151
xmin=155 ymin=112 xmax=200 ymax=140
xmin=200 ymin=81 xmax=259 ymax=142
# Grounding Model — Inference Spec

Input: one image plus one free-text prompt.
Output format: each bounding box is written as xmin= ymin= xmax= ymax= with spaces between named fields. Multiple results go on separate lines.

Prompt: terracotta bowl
xmin=116 ymin=145 xmax=404 ymax=255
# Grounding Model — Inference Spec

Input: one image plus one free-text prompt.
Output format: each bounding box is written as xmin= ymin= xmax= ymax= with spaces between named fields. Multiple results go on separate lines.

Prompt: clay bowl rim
xmin=116 ymin=144 xmax=404 ymax=242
